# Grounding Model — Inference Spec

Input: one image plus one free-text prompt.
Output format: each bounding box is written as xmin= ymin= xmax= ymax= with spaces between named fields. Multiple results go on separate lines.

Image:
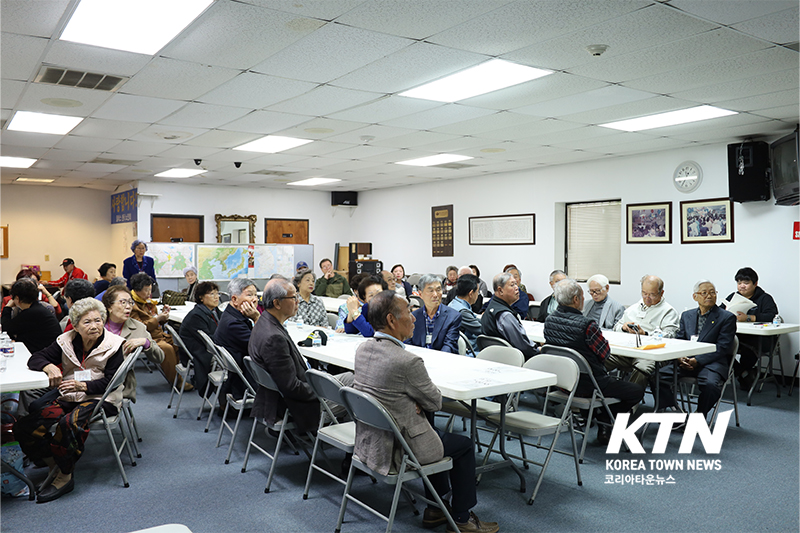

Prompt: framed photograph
xmin=680 ymin=197 xmax=734 ymax=244
xmin=222 ymin=233 xmax=232 ymax=244
xmin=626 ymin=202 xmax=672 ymax=244
xmin=0 ymin=226 xmax=7 ymax=258
xmin=469 ymin=214 xmax=535 ymax=245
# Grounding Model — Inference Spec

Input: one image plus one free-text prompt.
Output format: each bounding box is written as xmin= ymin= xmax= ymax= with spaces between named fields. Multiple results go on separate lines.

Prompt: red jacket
xmin=51 ymin=266 xmax=88 ymax=288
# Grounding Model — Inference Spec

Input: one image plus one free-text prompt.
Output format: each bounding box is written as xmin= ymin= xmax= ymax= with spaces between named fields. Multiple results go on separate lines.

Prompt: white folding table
xmin=735 ymin=322 xmax=799 ymax=405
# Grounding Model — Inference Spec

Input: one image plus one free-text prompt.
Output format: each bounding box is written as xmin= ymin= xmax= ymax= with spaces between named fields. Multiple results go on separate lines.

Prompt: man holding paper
xmin=721 ymin=267 xmax=779 ymax=390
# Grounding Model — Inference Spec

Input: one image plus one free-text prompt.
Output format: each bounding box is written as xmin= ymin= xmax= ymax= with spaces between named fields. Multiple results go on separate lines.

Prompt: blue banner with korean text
xmin=111 ymin=189 xmax=137 ymax=224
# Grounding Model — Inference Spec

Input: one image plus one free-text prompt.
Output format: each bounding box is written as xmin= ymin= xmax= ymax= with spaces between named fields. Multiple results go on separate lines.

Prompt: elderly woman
xmin=122 ymin=240 xmax=157 ymax=290
xmin=291 ymin=269 xmax=327 ymax=327
xmin=102 ymin=285 xmax=165 ymax=403
xmin=129 ymin=272 xmax=185 ymax=389
xmin=13 ymin=298 xmax=124 ymax=503
xmin=391 ymin=264 xmax=413 ymax=297
xmin=442 ymin=265 xmax=458 ymax=294
xmin=178 ymin=281 xmax=221 ymax=393
xmin=93 ymin=262 xmax=117 ymax=294
xmin=2 ymin=268 xmax=61 ymax=316
xmin=470 ymin=264 xmax=491 ymax=298
xmin=182 ymin=266 xmax=199 ymax=302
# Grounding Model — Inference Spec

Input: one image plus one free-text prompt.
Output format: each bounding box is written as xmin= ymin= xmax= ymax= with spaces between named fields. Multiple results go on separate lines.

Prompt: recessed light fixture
xmin=234 ymin=135 xmax=313 ymax=153
xmin=599 ymin=105 xmax=737 ymax=132
xmin=397 ymin=154 xmax=474 ymax=167
xmin=60 ymin=0 xmax=213 ymax=55
xmin=399 ymin=59 xmax=552 ymax=103
xmin=7 ymin=111 xmax=84 ymax=135
xmin=1 ymin=156 xmax=37 ymax=168
xmin=41 ymin=98 xmax=83 ymax=108
xmin=154 ymin=168 xmax=204 ymax=178
xmin=287 ymin=178 xmax=341 ymax=186
xmin=14 ymin=177 xmax=54 ymax=183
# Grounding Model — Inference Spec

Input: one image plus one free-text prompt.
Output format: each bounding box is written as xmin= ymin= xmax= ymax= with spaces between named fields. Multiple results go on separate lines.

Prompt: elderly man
xmin=213 ymin=277 xmax=261 ymax=405
xmin=481 ymin=272 xmax=538 ymax=360
xmin=544 ymin=278 xmax=644 ymax=444
xmin=249 ymin=278 xmax=353 ymax=433
xmin=50 ymin=258 xmax=89 ymax=288
xmin=582 ymin=274 xmax=625 ymax=330
xmin=721 ymin=267 xmax=779 ymax=390
xmin=658 ymin=280 xmax=737 ymax=416
xmin=354 ymin=291 xmax=499 ymax=533
xmin=503 ymin=265 xmax=530 ymax=319
xmin=444 ymin=266 xmax=483 ymax=314
xmin=409 ymin=274 xmax=461 ymax=353
xmin=609 ymin=275 xmax=680 ymax=388
xmin=447 ymin=274 xmax=482 ymax=353
xmin=536 ymin=269 xmax=566 ymax=322
xmin=313 ymin=258 xmax=351 ymax=298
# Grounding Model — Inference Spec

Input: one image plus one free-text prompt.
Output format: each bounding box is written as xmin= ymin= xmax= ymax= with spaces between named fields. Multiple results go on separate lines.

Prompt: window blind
xmin=566 ymin=200 xmax=621 ymax=283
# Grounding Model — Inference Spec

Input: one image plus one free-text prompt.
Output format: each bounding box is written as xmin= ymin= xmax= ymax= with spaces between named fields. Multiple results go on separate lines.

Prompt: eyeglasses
xmin=695 ymin=290 xmax=717 ymax=297
xmin=280 ymin=294 xmax=299 ymax=301
xmin=588 ymin=289 xmax=604 ymax=296
xmin=116 ymin=299 xmax=134 ymax=307
xmin=641 ymin=292 xmax=661 ymax=299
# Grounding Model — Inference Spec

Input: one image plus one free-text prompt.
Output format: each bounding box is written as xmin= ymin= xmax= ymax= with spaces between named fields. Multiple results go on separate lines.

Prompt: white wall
xmin=0 ymin=184 xmax=114 ymax=284
xmin=348 ymin=142 xmax=800 ymax=368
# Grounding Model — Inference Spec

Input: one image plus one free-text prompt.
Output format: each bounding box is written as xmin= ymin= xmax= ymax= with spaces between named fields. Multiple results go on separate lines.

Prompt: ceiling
xmin=1 ymin=0 xmax=798 ymax=192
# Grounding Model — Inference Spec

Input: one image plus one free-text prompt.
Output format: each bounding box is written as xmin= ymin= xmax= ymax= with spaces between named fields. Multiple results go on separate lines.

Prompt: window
xmin=566 ymin=200 xmax=621 ymax=283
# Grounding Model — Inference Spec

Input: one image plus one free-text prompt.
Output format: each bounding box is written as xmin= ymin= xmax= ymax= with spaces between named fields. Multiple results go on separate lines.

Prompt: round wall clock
xmin=673 ymin=161 xmax=703 ymax=193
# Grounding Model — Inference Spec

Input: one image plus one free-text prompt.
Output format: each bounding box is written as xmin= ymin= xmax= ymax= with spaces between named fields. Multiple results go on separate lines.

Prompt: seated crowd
xmin=7 ymin=246 xmax=776 ymax=524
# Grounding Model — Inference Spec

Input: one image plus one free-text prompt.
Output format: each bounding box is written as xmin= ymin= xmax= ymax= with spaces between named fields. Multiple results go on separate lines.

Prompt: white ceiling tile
xmin=334 ymin=42 xmax=488 ymax=93
xmin=119 ymin=57 xmax=239 ymax=101
xmin=281 ymin=140 xmax=355 ymax=157
xmin=431 ymin=111 xmax=538 ymax=136
xmin=1 ymin=130 xmax=62 ymax=148
xmin=463 ymin=72 xmax=607 ymax=111
xmin=268 ymin=85 xmax=382 ymax=116
xmin=329 ymin=95 xmax=441 ymax=123
xmin=324 ymin=144 xmax=399 ymax=160
xmin=0 ymin=145 xmax=48 ymax=158
xmin=183 ymin=130 xmax=262 ymax=148
xmin=475 ymin=117 xmax=582 ymax=141
xmin=43 ymin=41 xmax=151 ymax=78
xmin=54 ymin=135 xmax=121 ymax=152
xmin=514 ymin=86 xmax=657 ymax=118
xmin=335 ymin=0 xmax=510 ymax=40
xmin=75 ymin=162 xmax=128 ymax=173
xmin=159 ymin=103 xmax=252 ymax=129
xmin=1 ymin=33 xmax=48 ymax=81
xmin=1 ymin=0 xmax=71 ymax=37
xmin=648 ymin=112 xmax=770 ymax=137
xmin=278 ymin=117 xmax=370 ymax=139
xmin=624 ymin=46 xmax=800 ymax=95
xmin=664 ymin=119 xmax=790 ymax=143
xmin=287 ymin=156 xmax=351 ymax=169
xmin=569 ymin=28 xmax=770 ymax=83
xmin=559 ymin=95 xmax=694 ymax=125
xmin=323 ymin=124 xmax=417 ymax=145
xmin=751 ymin=104 xmax=799 ymax=122
xmin=103 ymin=140 xmax=172 ymax=157
xmin=16 ymin=83 xmax=113 ymax=116
xmin=155 ymin=145 xmax=225 ymax=159
xmin=672 ymin=69 xmax=799 ymax=104
xmin=1 ymin=79 xmax=26 ymax=109
xmin=427 ymin=0 xmax=649 ymax=56
xmin=731 ymin=7 xmax=800 ymax=45
xmin=38 ymin=148 xmax=99 ymax=162
xmin=370 ymin=131 xmax=460 ymax=149
xmin=384 ymin=104 xmax=495 ymax=130
xmin=245 ymin=0 xmax=367 ymax=20
xmin=197 ymin=72 xmax=317 ymax=109
xmin=668 ymin=0 xmax=797 ymax=26
xmin=129 ymin=125 xmax=211 ymax=145
xmin=717 ymin=89 xmax=800 ymax=113
xmin=219 ymin=110 xmax=310 ymax=135
xmin=33 ymin=159 xmax=83 ymax=171
xmin=69 ymin=118 xmax=149 ymax=140
xmin=252 ymin=22 xmax=413 ymax=84
xmin=93 ymin=94 xmax=186 ymax=123
xmin=162 ymin=1 xmax=325 ymax=69
xmin=416 ymin=136 xmax=505 ymax=154
xmin=548 ymin=130 xmax=649 ymax=151
xmin=503 ymin=3 xmax=717 ymax=71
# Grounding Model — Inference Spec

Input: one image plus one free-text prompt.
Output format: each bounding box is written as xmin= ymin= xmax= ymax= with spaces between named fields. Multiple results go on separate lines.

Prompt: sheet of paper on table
xmin=723 ymin=292 xmax=755 ymax=315
xmin=451 ymin=377 xmax=504 ymax=389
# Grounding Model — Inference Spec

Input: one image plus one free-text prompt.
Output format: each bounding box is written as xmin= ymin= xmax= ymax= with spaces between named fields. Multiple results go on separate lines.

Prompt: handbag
xmin=161 ymin=290 xmax=187 ymax=306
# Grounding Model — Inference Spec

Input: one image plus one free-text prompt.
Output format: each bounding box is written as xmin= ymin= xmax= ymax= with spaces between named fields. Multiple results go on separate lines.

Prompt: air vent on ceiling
xmin=434 ymin=162 xmax=477 ymax=170
xmin=251 ymin=169 xmax=297 ymax=176
xmin=35 ymin=65 xmax=128 ymax=92
xmin=92 ymin=157 xmax=140 ymax=166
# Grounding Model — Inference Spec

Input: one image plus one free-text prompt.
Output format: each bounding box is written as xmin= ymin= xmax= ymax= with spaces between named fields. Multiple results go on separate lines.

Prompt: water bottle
xmin=296 ymin=315 xmax=304 ymax=327
xmin=772 ymin=314 xmax=782 ymax=327
xmin=652 ymin=328 xmax=663 ymax=342
xmin=312 ymin=331 xmax=322 ymax=348
xmin=0 ymin=334 xmax=13 ymax=358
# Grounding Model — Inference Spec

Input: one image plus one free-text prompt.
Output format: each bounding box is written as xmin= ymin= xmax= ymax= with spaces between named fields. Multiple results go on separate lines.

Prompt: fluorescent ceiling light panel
xmin=234 ymin=135 xmax=313 ymax=153
xmin=14 ymin=177 xmax=55 ymax=183
xmin=396 ymin=154 xmax=473 ymax=167
xmin=1 ymin=156 xmax=37 ymax=168
xmin=7 ymin=111 xmax=84 ymax=135
xmin=60 ymin=0 xmax=213 ymax=55
xmin=155 ymin=168 xmax=204 ymax=178
xmin=288 ymin=178 xmax=341 ymax=186
xmin=399 ymin=59 xmax=552 ymax=103
xmin=599 ymin=105 xmax=737 ymax=132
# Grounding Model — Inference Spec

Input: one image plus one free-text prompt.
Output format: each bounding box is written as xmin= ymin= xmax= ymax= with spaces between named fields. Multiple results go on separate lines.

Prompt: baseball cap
xmin=61 ymin=258 xmax=75 ymax=266
xmin=296 ymin=261 xmax=309 ymax=270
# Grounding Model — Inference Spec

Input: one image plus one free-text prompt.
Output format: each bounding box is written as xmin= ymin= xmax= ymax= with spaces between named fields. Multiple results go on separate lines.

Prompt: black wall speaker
xmin=728 ymin=141 xmax=770 ymax=202
xmin=331 ymin=191 xmax=358 ymax=206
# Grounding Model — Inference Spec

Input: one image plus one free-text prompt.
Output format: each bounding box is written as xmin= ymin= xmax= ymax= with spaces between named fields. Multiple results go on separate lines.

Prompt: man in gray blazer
xmin=353 ymin=291 xmax=499 ymax=533
xmin=582 ymin=274 xmax=625 ymax=330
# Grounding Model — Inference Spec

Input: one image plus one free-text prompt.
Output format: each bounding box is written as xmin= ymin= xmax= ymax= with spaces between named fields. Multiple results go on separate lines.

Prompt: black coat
xmin=1 ymin=302 xmax=62 ymax=353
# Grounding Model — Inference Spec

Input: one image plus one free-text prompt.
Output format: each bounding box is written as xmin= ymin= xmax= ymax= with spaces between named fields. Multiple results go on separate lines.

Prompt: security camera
xmin=194 ymin=159 xmax=202 ymax=166
xmin=234 ymin=162 xmax=242 ymax=168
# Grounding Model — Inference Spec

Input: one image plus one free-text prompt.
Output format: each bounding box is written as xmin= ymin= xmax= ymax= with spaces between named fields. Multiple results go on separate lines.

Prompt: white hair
xmin=548 ymin=269 xmax=566 ymax=283
xmin=69 ymin=297 xmax=107 ymax=324
xmin=228 ymin=277 xmax=256 ymax=297
xmin=554 ymin=278 xmax=581 ymax=306
xmin=587 ymin=274 xmax=609 ymax=287
xmin=693 ymin=279 xmax=714 ymax=293
xmin=418 ymin=273 xmax=442 ymax=291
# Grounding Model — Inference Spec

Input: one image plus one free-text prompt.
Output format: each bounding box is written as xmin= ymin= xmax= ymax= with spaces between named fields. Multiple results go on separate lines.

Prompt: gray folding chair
xmin=165 ymin=324 xmax=196 ymax=419
xmin=540 ymin=345 xmax=619 ymax=463
xmin=241 ymin=356 xmax=313 ymax=493
xmin=213 ymin=344 xmax=257 ymax=464
xmin=327 ymin=312 xmax=339 ymax=329
xmin=336 ymin=387 xmax=458 ymax=533
xmin=481 ymin=354 xmax=582 ymax=505
xmin=197 ymin=330 xmax=229 ymax=433
xmin=476 ymin=335 xmax=513 ymax=351
xmin=408 ymin=295 xmax=423 ymax=310
xmin=457 ymin=331 xmax=475 ymax=357
xmin=678 ymin=337 xmax=740 ymax=429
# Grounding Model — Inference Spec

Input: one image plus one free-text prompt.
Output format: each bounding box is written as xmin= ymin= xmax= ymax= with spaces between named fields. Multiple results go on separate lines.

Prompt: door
xmin=265 ymin=219 xmax=308 ymax=244
xmin=151 ymin=215 xmax=203 ymax=242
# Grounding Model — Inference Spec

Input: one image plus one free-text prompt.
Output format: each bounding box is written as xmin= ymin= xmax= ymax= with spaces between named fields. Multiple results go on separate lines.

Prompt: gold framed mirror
xmin=215 ymin=214 xmax=257 ymax=244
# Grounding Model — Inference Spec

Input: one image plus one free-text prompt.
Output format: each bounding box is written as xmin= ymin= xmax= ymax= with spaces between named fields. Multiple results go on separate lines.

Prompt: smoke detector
xmin=586 ymin=44 xmax=609 ymax=57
